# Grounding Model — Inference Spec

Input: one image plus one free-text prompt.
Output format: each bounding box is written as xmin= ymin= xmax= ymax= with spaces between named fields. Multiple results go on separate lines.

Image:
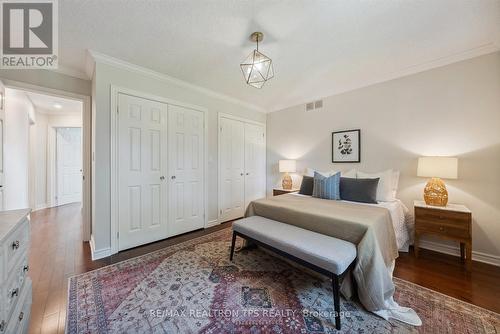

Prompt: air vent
xmin=305 ymin=99 xmax=324 ymax=111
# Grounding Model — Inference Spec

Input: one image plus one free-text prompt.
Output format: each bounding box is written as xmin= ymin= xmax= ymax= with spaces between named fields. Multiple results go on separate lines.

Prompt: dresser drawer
xmin=3 ymin=217 xmax=29 ymax=274
xmin=2 ymin=253 xmax=30 ymax=324
xmin=4 ymin=279 xmax=31 ymax=334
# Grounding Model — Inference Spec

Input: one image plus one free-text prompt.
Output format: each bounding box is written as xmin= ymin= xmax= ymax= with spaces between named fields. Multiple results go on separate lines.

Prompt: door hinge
xmin=220 ymin=126 xmax=223 ymax=132
xmin=220 ymin=209 xmax=222 ymax=215
xmin=117 ymin=231 xmax=119 ymax=238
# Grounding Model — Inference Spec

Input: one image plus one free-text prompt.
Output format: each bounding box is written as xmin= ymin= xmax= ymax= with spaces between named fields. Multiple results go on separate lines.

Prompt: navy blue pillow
xmin=299 ymin=176 xmax=314 ymax=196
xmin=312 ymin=171 xmax=341 ymax=200
xmin=340 ymin=177 xmax=379 ymax=204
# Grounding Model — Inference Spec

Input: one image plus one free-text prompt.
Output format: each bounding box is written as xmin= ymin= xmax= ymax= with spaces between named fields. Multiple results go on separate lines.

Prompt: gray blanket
xmin=245 ymin=194 xmax=399 ymax=312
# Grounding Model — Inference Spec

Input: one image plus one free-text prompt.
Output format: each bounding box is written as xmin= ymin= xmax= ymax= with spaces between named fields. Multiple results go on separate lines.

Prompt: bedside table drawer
xmin=415 ymin=207 xmax=470 ymax=226
xmin=416 ymin=219 xmax=470 ymax=239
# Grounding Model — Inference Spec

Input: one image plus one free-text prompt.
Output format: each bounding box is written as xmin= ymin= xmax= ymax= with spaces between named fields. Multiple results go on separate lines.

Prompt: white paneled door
xmin=118 ymin=94 xmax=168 ymax=250
xmin=244 ymin=123 xmax=266 ymax=209
xmin=219 ymin=117 xmax=245 ymax=222
xmin=218 ymin=115 xmax=266 ymax=223
xmin=168 ymin=105 xmax=205 ymax=237
xmin=56 ymin=127 xmax=82 ymax=206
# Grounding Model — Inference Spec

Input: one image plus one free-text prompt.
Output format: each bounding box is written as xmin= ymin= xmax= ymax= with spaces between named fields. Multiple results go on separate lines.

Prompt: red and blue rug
xmin=67 ymin=229 xmax=500 ymax=333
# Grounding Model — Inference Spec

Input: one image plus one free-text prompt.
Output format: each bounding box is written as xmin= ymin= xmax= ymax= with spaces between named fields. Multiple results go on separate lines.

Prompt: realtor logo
xmin=1 ymin=0 xmax=58 ymax=68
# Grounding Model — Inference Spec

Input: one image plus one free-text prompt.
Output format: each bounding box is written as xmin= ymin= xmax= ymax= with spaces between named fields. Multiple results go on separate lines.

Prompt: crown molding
xmin=51 ymin=64 xmax=90 ymax=81
xmin=269 ymin=42 xmax=500 ymax=113
xmin=87 ymin=50 xmax=267 ymax=113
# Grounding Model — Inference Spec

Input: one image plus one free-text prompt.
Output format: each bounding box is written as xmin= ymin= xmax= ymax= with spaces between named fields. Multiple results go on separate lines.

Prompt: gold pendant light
xmin=240 ymin=32 xmax=274 ymax=89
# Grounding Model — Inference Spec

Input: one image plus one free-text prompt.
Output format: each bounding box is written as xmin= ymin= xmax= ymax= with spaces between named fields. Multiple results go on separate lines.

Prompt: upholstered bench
xmin=230 ymin=216 xmax=357 ymax=330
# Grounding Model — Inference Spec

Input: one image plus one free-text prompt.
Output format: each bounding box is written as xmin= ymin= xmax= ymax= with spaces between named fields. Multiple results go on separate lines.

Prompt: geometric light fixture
xmin=240 ymin=32 xmax=274 ymax=89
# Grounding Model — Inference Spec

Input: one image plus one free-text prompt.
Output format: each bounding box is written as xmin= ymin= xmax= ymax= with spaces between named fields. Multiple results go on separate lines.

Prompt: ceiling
xmin=59 ymin=0 xmax=500 ymax=112
xmin=26 ymin=91 xmax=83 ymax=115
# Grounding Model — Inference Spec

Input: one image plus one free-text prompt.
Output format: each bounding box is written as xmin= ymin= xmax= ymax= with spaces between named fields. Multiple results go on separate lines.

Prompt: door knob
xmin=171 ymin=176 xmax=176 ymax=180
xmin=240 ymin=173 xmax=244 ymax=176
xmin=160 ymin=176 xmax=165 ymax=181
xmin=246 ymin=173 xmax=249 ymax=175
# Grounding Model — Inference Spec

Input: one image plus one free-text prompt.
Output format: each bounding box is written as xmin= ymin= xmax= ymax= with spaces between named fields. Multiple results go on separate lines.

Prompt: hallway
xmin=28 ymin=204 xmax=89 ymax=334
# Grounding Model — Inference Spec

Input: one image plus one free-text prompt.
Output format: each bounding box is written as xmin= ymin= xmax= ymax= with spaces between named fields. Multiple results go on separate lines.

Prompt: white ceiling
xmin=59 ymin=0 xmax=500 ymax=112
xmin=26 ymin=91 xmax=83 ymax=115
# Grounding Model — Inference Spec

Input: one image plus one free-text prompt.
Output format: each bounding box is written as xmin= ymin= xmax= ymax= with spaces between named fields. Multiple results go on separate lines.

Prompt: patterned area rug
xmin=67 ymin=229 xmax=500 ymax=333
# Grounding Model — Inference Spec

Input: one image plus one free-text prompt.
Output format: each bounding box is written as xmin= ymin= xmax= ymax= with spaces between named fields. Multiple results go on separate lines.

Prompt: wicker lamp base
xmin=282 ymin=173 xmax=293 ymax=190
xmin=423 ymin=177 xmax=449 ymax=206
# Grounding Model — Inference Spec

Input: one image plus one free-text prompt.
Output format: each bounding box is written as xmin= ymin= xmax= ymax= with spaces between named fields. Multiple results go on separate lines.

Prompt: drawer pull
xmin=439 ymin=226 xmax=445 ymax=231
xmin=10 ymin=288 xmax=19 ymax=298
xmin=0 ymin=320 xmax=5 ymax=332
xmin=18 ymin=312 xmax=24 ymax=322
xmin=11 ymin=240 xmax=20 ymax=250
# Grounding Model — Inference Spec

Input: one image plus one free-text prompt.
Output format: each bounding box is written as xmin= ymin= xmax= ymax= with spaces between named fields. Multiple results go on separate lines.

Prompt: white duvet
xmin=290 ymin=193 xmax=413 ymax=252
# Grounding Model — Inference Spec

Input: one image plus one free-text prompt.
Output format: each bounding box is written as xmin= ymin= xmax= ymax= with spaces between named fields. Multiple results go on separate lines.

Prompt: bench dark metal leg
xmin=332 ymin=274 xmax=341 ymax=330
xmin=230 ymin=232 xmax=237 ymax=261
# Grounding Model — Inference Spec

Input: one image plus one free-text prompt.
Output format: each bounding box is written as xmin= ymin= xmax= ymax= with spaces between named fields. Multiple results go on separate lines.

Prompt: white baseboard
xmin=90 ymin=235 xmax=112 ymax=260
xmin=32 ymin=203 xmax=48 ymax=212
xmin=419 ymin=240 xmax=500 ymax=267
xmin=206 ymin=219 xmax=220 ymax=228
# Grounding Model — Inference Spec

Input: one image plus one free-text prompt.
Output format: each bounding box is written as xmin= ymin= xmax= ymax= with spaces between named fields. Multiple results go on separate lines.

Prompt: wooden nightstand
xmin=273 ymin=188 xmax=299 ymax=196
xmin=414 ymin=200 xmax=472 ymax=270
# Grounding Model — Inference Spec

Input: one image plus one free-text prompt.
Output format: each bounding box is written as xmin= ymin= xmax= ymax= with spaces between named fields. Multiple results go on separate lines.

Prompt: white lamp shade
xmin=417 ymin=157 xmax=458 ymax=179
xmin=279 ymin=160 xmax=296 ymax=173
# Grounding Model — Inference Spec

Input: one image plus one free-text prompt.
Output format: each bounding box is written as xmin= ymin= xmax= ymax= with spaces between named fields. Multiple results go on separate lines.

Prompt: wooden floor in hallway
xmin=27 ymin=204 xmax=500 ymax=333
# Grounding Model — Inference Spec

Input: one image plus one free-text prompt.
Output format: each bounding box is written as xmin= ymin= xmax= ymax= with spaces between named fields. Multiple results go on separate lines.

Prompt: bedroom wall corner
xmin=266 ymin=51 xmax=500 ymax=263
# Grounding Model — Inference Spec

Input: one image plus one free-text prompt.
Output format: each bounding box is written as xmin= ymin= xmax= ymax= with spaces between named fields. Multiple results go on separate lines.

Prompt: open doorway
xmin=24 ymin=91 xmax=84 ymax=209
xmin=0 ymin=80 xmax=91 ymax=241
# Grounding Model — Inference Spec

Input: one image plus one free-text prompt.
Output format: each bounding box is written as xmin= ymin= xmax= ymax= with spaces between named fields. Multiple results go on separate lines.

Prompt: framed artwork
xmin=332 ymin=129 xmax=360 ymax=163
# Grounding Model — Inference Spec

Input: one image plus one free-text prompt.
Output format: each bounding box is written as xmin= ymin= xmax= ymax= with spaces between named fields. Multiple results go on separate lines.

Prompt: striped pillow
xmin=312 ymin=171 xmax=341 ymax=200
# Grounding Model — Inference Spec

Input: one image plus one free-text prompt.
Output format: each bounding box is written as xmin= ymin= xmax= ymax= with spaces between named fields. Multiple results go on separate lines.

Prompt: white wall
xmin=267 ymin=52 xmax=500 ymax=263
xmin=0 ymin=69 xmax=91 ymax=96
xmin=92 ymin=60 xmax=266 ymax=253
xmin=29 ymin=110 xmax=82 ymax=210
xmin=4 ymin=88 xmax=33 ymax=210
xmin=29 ymin=111 xmax=48 ymax=209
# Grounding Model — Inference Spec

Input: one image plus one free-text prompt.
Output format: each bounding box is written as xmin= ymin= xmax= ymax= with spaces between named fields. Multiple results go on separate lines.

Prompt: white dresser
xmin=0 ymin=209 xmax=32 ymax=334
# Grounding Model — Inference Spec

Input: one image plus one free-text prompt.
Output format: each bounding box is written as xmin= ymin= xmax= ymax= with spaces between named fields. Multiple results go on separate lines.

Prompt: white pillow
xmin=341 ymin=169 xmax=357 ymax=178
xmin=305 ymin=168 xmax=337 ymax=177
xmin=391 ymin=170 xmax=400 ymax=198
xmin=357 ymin=169 xmax=395 ymax=202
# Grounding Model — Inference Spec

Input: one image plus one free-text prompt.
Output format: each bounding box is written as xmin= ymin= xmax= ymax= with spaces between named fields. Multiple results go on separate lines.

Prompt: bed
xmin=245 ymin=193 xmax=420 ymax=325
xmin=291 ymin=193 xmax=413 ymax=252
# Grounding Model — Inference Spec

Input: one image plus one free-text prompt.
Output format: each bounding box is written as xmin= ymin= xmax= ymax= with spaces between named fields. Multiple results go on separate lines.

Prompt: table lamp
xmin=417 ymin=156 xmax=458 ymax=206
xmin=279 ymin=160 xmax=296 ymax=190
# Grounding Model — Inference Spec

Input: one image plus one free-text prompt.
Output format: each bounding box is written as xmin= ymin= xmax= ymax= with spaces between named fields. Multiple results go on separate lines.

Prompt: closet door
xmin=168 ymin=105 xmax=205 ymax=236
xmin=118 ymin=94 xmax=168 ymax=251
xmin=219 ymin=117 xmax=245 ymax=222
xmin=244 ymin=123 xmax=266 ymax=209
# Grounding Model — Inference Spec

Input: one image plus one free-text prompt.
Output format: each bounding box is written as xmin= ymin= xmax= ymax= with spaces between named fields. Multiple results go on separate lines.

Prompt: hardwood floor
xmin=27 ymin=204 xmax=500 ymax=333
xmin=27 ymin=203 xmax=230 ymax=334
